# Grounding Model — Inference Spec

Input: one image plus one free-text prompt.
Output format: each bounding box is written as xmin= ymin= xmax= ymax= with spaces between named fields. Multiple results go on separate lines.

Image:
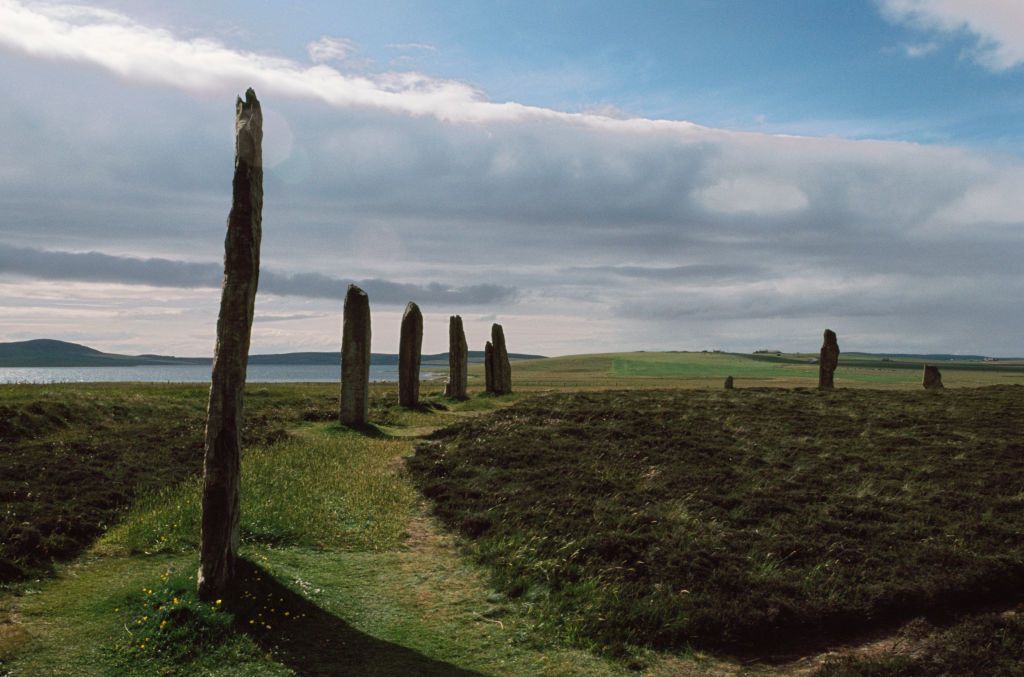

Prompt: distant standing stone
xmin=399 ymin=302 xmax=423 ymax=408
xmin=484 ymin=341 xmax=495 ymax=393
xmin=489 ymin=323 xmax=513 ymax=395
xmin=445 ymin=315 xmax=468 ymax=399
xmin=923 ymin=365 xmax=944 ymax=389
xmin=198 ymin=88 xmax=263 ymax=600
xmin=818 ymin=329 xmax=840 ymax=390
xmin=340 ymin=285 xmax=371 ymax=426
xmin=724 ymin=376 xmax=734 ymax=389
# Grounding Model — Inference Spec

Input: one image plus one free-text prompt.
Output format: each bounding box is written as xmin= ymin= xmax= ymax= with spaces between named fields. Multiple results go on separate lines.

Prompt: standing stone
xmin=490 ymin=323 xmax=513 ymax=395
xmin=444 ymin=315 xmax=468 ymax=399
xmin=399 ymin=302 xmax=423 ymax=408
xmin=484 ymin=341 xmax=495 ymax=393
xmin=923 ymin=365 xmax=944 ymax=389
xmin=198 ymin=88 xmax=262 ymax=600
xmin=724 ymin=376 xmax=734 ymax=389
xmin=340 ymin=285 xmax=371 ymax=426
xmin=818 ymin=329 xmax=840 ymax=390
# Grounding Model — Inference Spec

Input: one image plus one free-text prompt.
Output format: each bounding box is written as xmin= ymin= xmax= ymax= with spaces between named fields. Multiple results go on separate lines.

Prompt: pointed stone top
xmin=824 ymin=328 xmax=837 ymax=341
xmin=234 ymin=87 xmax=262 ymax=167
xmin=404 ymin=301 xmax=421 ymax=319
xmin=236 ymin=88 xmax=261 ymax=116
xmin=346 ymin=283 xmax=367 ymax=299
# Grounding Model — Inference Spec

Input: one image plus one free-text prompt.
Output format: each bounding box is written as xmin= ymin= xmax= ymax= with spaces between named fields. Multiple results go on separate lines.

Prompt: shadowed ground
xmin=227 ymin=559 xmax=481 ymax=676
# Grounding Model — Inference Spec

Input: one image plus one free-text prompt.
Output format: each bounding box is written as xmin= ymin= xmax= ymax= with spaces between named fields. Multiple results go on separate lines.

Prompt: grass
xmin=0 ymin=382 xmax=347 ymax=583
xmin=99 ymin=425 xmax=418 ymax=555
xmin=406 ymin=387 xmax=1024 ymax=655
xmin=496 ymin=351 xmax=1024 ymax=390
xmin=0 ymin=382 xmax=465 ymax=583
xmin=1 ymin=385 xmax=646 ymax=675
xmin=3 ymin=372 xmax=1024 ymax=673
xmin=814 ymin=612 xmax=1024 ymax=676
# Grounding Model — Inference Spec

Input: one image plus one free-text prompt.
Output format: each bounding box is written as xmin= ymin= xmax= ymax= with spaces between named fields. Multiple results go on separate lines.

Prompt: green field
xmin=2 ymin=355 xmax=1023 ymax=674
xmin=473 ymin=351 xmax=1024 ymax=390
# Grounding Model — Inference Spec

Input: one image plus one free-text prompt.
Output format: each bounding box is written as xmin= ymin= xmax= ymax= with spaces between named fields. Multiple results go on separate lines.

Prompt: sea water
xmin=0 ymin=364 xmax=443 ymax=384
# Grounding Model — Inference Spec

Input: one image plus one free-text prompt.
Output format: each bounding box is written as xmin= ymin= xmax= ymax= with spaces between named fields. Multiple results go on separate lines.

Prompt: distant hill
xmin=0 ymin=339 xmax=185 ymax=367
xmin=0 ymin=339 xmax=546 ymax=368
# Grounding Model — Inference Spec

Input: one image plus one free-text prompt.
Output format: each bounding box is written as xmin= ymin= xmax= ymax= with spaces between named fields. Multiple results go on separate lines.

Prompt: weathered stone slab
xmin=199 ymin=88 xmax=262 ymax=600
xmin=818 ymin=329 xmax=840 ymax=390
xmin=724 ymin=376 xmax=734 ymax=389
xmin=484 ymin=341 xmax=495 ymax=393
xmin=444 ymin=315 xmax=468 ymax=399
xmin=399 ymin=302 xmax=423 ymax=408
xmin=923 ymin=365 xmax=944 ymax=389
xmin=340 ymin=285 xmax=371 ymax=426
xmin=490 ymin=323 xmax=512 ymax=394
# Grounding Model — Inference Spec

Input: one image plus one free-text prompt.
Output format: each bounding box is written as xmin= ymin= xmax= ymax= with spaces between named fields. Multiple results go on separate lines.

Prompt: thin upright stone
xmin=340 ymin=285 xmax=371 ymax=426
xmin=490 ymin=323 xmax=513 ymax=395
xmin=399 ymin=302 xmax=423 ymax=408
xmin=445 ymin=315 xmax=468 ymax=399
xmin=818 ymin=329 xmax=840 ymax=390
xmin=484 ymin=341 xmax=495 ymax=393
xmin=198 ymin=88 xmax=262 ymax=600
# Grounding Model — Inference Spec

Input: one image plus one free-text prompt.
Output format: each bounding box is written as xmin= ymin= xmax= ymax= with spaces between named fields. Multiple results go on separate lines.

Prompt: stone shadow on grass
xmin=333 ymin=421 xmax=393 ymax=438
xmin=225 ymin=559 xmax=481 ymax=676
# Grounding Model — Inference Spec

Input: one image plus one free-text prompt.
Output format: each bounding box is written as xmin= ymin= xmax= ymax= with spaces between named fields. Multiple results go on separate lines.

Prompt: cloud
xmin=306 ymin=36 xmax=358 ymax=63
xmin=695 ymin=177 xmax=809 ymax=215
xmin=1 ymin=1 xmax=1023 ymax=355
xmin=565 ymin=264 xmax=768 ymax=282
xmin=879 ymin=0 xmax=1024 ymax=70
xmin=0 ymin=244 xmax=516 ymax=306
xmin=386 ymin=43 xmax=436 ymax=52
xmin=903 ymin=41 xmax=940 ymax=58
xmin=0 ymin=0 xmax=710 ymax=128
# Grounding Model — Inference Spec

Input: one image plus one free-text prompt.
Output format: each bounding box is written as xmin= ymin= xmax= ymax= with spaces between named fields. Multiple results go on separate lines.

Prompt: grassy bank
xmin=407 ymin=387 xmax=1024 ymax=655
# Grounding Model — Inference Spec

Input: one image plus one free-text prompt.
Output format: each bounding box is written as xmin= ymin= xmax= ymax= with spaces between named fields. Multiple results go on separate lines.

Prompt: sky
xmin=1 ymin=0 xmax=1022 ymax=357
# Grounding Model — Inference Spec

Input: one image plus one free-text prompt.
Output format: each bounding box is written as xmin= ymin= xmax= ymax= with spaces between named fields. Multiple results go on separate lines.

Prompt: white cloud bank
xmin=0 ymin=0 xmax=701 ymax=129
xmin=0 ymin=0 xmax=1023 ymax=356
xmin=879 ymin=0 xmax=1024 ymax=70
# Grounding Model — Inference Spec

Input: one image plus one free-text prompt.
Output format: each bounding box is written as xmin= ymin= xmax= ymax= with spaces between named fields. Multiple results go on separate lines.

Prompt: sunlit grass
xmin=100 ymin=425 xmax=418 ymax=555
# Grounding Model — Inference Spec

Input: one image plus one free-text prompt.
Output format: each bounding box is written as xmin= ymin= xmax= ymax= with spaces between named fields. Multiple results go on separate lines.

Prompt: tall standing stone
xmin=340 ymin=285 xmax=371 ymax=426
xmin=490 ymin=323 xmax=513 ymax=395
xmin=198 ymin=89 xmax=262 ymax=600
xmin=445 ymin=315 xmax=468 ymax=399
xmin=399 ymin=302 xmax=423 ymax=408
xmin=724 ymin=376 xmax=734 ymax=389
xmin=818 ymin=329 xmax=840 ymax=390
xmin=923 ymin=365 xmax=944 ymax=389
xmin=484 ymin=341 xmax=495 ymax=393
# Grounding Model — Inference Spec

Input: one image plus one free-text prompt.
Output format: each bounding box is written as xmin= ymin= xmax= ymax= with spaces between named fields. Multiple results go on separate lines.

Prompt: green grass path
xmin=1 ymin=405 xmax=712 ymax=675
